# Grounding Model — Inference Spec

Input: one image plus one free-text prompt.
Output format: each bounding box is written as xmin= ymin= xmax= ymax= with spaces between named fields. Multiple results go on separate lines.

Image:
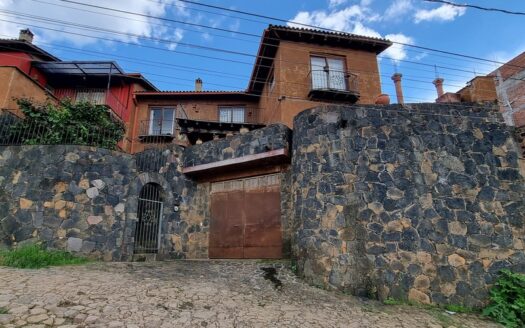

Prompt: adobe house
xmin=130 ymin=25 xmax=392 ymax=152
xmin=0 ymin=29 xmax=158 ymax=152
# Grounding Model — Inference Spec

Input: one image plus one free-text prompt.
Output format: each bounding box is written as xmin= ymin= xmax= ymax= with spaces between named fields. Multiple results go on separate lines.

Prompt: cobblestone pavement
xmin=0 ymin=261 xmax=500 ymax=328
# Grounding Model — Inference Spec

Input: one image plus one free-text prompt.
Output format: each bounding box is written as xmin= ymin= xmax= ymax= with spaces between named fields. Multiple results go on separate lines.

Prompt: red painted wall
xmin=0 ymin=52 xmax=47 ymax=86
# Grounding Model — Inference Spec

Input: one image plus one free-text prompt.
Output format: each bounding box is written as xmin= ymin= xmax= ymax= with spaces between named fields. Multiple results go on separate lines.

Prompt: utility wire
xmin=0 ymin=38 xmax=508 ymax=113
xmin=22 ymin=0 xmax=511 ymax=74
xmin=424 ymin=0 xmax=525 ymax=16
xmin=177 ymin=0 xmax=525 ymax=69
xmin=1 ymin=9 xmax=503 ymax=81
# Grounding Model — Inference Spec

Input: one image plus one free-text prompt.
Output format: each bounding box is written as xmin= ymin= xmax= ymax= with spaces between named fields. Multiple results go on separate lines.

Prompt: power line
xmin=178 ymin=0 xmax=525 ymax=69
xmin=21 ymin=0 xmax=515 ymax=76
xmin=424 ymin=0 xmax=525 ymax=16
xmin=2 ymin=8 xmax=504 ymax=82
xmin=33 ymin=0 xmax=502 ymax=72
xmin=1 ymin=15 xmax=513 ymax=97
xmin=0 ymin=12 xmax=486 ymax=82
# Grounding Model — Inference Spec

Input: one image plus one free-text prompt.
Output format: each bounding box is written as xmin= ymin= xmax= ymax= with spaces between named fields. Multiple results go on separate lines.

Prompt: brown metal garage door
xmin=209 ymin=174 xmax=282 ymax=259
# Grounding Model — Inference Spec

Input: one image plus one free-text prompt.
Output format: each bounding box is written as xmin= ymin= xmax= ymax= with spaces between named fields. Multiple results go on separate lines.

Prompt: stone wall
xmin=0 ymin=144 xmax=202 ymax=260
xmin=182 ymin=124 xmax=292 ymax=167
xmin=291 ymin=103 xmax=525 ymax=307
xmin=0 ymin=145 xmax=136 ymax=260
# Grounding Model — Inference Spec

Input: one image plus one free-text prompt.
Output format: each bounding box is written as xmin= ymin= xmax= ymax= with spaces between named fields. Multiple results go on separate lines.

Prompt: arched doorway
xmin=134 ymin=183 xmax=163 ymax=254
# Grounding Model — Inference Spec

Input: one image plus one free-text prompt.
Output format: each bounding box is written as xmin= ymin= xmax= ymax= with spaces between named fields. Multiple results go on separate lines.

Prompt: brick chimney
xmin=433 ymin=78 xmax=444 ymax=98
xmin=19 ymin=29 xmax=34 ymax=43
xmin=391 ymin=73 xmax=404 ymax=104
xmin=195 ymin=78 xmax=203 ymax=92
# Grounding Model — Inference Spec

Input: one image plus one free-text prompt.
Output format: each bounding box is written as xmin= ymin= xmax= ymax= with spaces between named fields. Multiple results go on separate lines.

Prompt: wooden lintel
xmin=182 ymin=148 xmax=289 ymax=175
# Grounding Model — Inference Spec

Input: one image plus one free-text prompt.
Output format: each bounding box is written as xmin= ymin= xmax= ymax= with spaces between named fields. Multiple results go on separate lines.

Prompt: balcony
xmin=54 ymin=89 xmax=127 ymax=120
xmin=308 ymin=70 xmax=360 ymax=103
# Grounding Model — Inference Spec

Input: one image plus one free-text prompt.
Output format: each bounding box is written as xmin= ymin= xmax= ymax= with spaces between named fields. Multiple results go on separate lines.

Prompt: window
xmin=310 ymin=56 xmax=347 ymax=91
xmin=268 ymin=67 xmax=275 ymax=93
xmin=219 ymin=106 xmax=245 ymax=123
xmin=76 ymin=89 xmax=106 ymax=105
xmin=149 ymin=107 xmax=175 ymax=135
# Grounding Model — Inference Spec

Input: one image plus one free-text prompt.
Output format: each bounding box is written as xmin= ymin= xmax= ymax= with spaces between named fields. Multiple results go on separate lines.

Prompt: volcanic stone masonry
xmin=1 ymin=103 xmax=525 ymax=308
xmin=291 ymin=103 xmax=525 ymax=307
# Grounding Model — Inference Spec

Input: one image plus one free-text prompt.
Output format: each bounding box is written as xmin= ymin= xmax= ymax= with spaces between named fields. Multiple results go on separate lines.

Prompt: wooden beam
xmin=182 ymin=148 xmax=289 ymax=175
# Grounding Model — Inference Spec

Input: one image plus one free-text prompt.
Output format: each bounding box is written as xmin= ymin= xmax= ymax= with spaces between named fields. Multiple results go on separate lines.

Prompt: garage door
xmin=209 ymin=174 xmax=282 ymax=259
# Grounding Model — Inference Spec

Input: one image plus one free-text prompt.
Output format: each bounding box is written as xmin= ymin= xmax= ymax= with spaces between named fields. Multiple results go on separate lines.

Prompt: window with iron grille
xmin=219 ymin=106 xmax=245 ymax=123
xmin=310 ymin=56 xmax=347 ymax=91
xmin=149 ymin=107 xmax=175 ymax=135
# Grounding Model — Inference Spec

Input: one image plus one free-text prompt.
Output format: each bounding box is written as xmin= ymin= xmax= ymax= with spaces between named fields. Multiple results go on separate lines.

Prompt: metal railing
xmin=310 ymin=69 xmax=359 ymax=93
xmin=0 ymin=109 xmax=126 ymax=150
xmin=54 ymin=88 xmax=128 ymax=119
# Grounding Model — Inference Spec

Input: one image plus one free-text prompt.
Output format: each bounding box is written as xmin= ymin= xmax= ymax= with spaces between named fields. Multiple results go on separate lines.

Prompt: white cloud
xmin=384 ymin=0 xmax=413 ymax=20
xmin=382 ymin=33 xmax=413 ymax=62
xmin=328 ymin=0 xmax=348 ymax=8
xmin=414 ymin=3 xmax=466 ymax=23
xmin=289 ymin=5 xmax=412 ymax=63
xmin=289 ymin=6 xmax=366 ymax=32
xmin=0 ymin=0 xmax=186 ymax=47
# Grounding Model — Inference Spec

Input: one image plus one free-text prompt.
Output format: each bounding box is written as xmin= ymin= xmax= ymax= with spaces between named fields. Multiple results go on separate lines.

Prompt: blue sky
xmin=0 ymin=0 xmax=524 ymax=103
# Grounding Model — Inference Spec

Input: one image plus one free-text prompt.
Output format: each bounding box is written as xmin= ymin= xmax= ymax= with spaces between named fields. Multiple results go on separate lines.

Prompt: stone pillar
xmin=433 ymin=78 xmax=445 ymax=98
xmin=391 ymin=73 xmax=404 ymax=104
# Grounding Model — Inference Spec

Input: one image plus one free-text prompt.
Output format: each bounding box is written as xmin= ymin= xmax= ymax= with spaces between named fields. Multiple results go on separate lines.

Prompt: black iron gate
xmin=134 ymin=183 xmax=163 ymax=254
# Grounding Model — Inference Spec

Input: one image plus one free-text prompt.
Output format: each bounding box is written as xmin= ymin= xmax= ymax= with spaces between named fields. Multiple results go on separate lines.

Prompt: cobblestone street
xmin=0 ymin=261 xmax=500 ymax=328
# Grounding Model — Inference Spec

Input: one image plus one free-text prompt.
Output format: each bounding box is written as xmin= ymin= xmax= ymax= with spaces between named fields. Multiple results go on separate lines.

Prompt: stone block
xmin=67 ymin=237 xmax=83 ymax=252
xmin=87 ymin=216 xmax=103 ymax=225
xmin=408 ymin=288 xmax=430 ymax=304
xmin=86 ymin=187 xmax=99 ymax=199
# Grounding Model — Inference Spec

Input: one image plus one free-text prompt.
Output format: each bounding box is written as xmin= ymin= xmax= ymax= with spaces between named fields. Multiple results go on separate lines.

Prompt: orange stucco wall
xmin=0 ymin=66 xmax=54 ymax=115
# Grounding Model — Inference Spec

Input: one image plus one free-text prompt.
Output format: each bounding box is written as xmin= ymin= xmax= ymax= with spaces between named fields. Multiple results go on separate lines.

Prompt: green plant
xmin=8 ymin=98 xmax=125 ymax=149
xmin=482 ymin=269 xmax=525 ymax=328
xmin=0 ymin=307 xmax=7 ymax=314
xmin=0 ymin=244 xmax=88 ymax=269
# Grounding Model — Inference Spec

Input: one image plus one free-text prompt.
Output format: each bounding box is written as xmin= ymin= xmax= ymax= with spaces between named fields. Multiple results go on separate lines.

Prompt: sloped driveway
xmin=0 ymin=261 xmax=500 ymax=327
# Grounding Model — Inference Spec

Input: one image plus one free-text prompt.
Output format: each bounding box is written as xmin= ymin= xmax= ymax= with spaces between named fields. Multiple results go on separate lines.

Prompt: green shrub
xmin=0 ymin=244 xmax=88 ymax=269
xmin=8 ymin=98 xmax=125 ymax=149
xmin=482 ymin=269 xmax=525 ymax=328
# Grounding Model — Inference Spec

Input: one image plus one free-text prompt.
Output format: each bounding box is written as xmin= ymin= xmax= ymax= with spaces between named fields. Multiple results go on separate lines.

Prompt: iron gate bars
xmin=134 ymin=183 xmax=163 ymax=254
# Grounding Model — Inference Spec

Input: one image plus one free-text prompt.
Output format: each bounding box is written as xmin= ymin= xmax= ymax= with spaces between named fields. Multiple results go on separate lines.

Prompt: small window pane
xmin=219 ymin=106 xmax=245 ymax=123
xmin=219 ymin=108 xmax=231 ymax=123
xmin=149 ymin=107 xmax=175 ymax=135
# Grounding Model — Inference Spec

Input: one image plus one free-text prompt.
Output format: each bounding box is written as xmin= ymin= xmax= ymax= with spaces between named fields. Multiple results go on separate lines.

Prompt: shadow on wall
xmin=291 ymin=103 xmax=525 ymax=308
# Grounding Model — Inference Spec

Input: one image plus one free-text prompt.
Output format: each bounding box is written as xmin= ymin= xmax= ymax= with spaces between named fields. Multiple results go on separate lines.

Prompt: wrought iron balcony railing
xmin=309 ymin=69 xmax=360 ymax=102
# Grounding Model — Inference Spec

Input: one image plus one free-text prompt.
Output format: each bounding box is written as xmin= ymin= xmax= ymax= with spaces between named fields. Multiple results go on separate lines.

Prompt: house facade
xmin=131 ymin=25 xmax=392 ymax=152
xmin=0 ymin=29 xmax=157 ymax=152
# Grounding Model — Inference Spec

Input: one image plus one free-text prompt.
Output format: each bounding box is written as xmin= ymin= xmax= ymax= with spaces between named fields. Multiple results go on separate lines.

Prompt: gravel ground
xmin=0 ymin=261 xmax=501 ymax=328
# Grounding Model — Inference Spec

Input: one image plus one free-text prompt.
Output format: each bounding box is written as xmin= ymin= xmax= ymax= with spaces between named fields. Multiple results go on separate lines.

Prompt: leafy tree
xmin=6 ymin=98 xmax=125 ymax=150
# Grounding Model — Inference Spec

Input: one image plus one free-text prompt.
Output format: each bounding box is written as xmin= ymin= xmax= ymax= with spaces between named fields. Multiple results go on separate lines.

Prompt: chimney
xmin=391 ymin=73 xmax=404 ymax=104
xmin=19 ymin=29 xmax=34 ymax=43
xmin=433 ymin=78 xmax=444 ymax=98
xmin=195 ymin=78 xmax=203 ymax=92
